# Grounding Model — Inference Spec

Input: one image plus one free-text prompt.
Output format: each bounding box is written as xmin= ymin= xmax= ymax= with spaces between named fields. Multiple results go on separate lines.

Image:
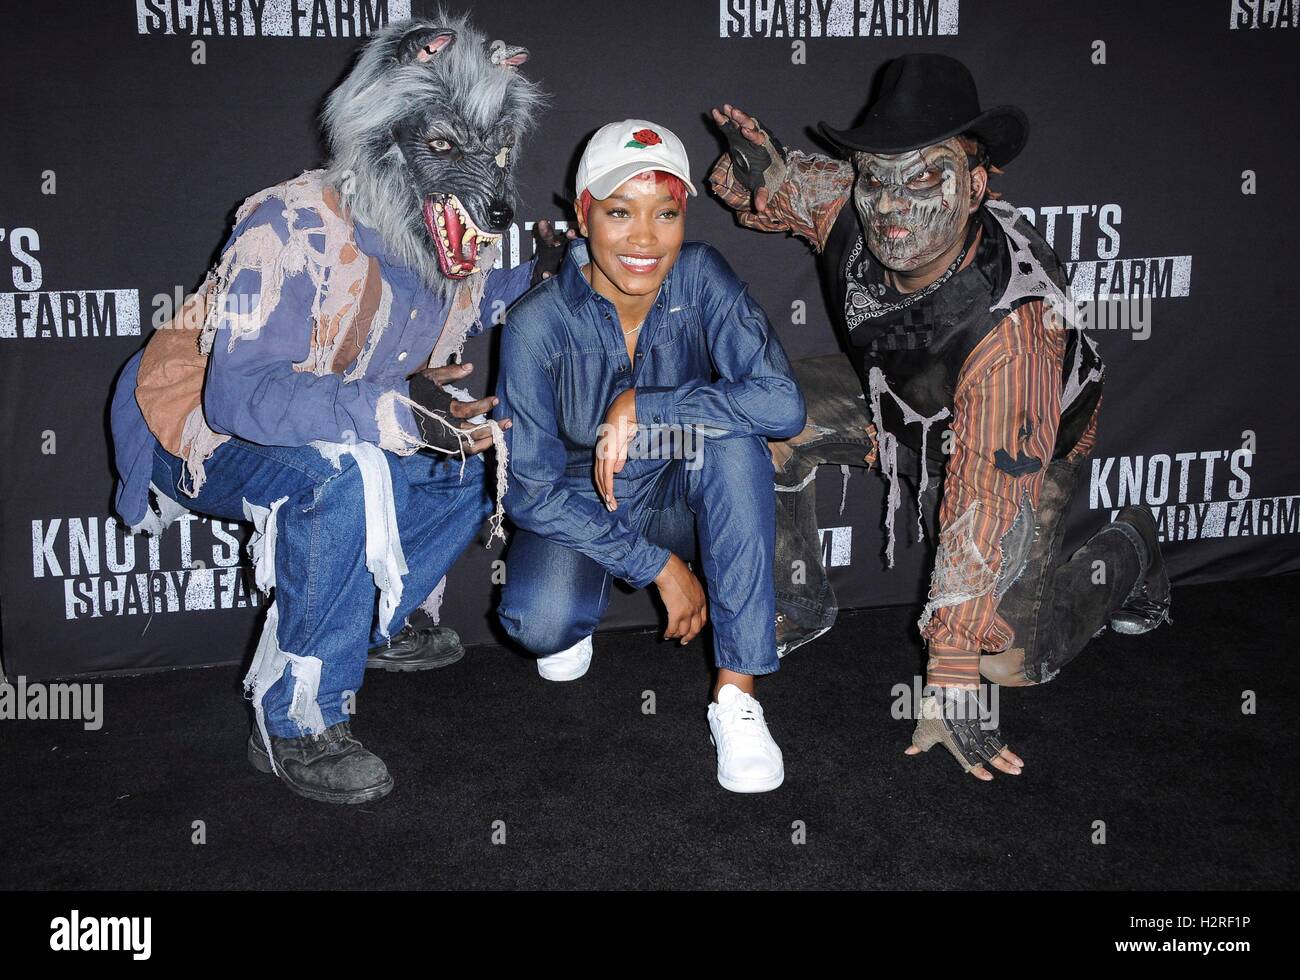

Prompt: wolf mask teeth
xmin=423 ymin=194 xmax=500 ymax=279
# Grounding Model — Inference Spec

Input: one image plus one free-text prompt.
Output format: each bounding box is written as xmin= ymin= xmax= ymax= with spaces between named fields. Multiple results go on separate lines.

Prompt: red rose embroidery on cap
xmin=625 ymin=128 xmax=662 ymax=149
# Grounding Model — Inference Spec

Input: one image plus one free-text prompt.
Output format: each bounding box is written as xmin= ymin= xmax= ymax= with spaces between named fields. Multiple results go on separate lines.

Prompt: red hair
xmin=577 ymin=170 xmax=688 ymax=226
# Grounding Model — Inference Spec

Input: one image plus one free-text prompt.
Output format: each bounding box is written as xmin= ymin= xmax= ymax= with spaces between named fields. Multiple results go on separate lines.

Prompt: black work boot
xmin=248 ymin=721 xmax=394 ymax=804
xmin=366 ymin=623 xmax=465 ymax=672
xmin=1108 ymin=506 xmax=1172 ymax=635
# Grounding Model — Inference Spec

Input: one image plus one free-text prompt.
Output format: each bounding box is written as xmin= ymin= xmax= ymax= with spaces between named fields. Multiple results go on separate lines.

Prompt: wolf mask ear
xmin=488 ymin=39 xmax=529 ymax=69
xmin=398 ymin=28 xmax=456 ymax=64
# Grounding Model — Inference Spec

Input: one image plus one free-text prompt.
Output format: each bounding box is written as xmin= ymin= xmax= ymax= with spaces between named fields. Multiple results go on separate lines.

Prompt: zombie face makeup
xmin=852 ymin=138 xmax=973 ymax=274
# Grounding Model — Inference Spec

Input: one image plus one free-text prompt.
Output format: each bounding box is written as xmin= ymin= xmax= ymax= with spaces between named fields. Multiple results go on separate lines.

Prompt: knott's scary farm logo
xmin=31 ymin=514 xmax=263 ymax=620
xmin=135 ymin=0 xmax=410 ymax=37
xmin=0 ymin=227 xmax=139 ymax=340
xmin=1089 ymin=440 xmax=1299 ymax=541
xmin=1017 ymin=203 xmax=1192 ymax=301
xmin=720 ymin=0 xmax=958 ymax=37
xmin=1229 ymin=0 xmax=1299 ymax=29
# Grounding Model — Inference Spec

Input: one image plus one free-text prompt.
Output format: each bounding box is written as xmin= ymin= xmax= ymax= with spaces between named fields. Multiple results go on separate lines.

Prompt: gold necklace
xmin=582 ymin=264 xmax=645 ymax=337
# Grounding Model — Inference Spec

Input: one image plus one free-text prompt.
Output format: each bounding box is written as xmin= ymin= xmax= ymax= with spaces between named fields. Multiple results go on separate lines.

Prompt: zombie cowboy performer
xmin=109 ymin=16 xmax=544 ymax=804
xmin=709 ymin=54 xmax=1172 ymax=780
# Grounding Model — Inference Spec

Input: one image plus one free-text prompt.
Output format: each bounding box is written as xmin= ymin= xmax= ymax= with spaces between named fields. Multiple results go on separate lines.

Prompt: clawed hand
xmin=709 ymin=103 xmax=773 ymax=212
xmin=532 ymin=221 xmax=580 ymax=280
xmin=905 ymin=687 xmax=1025 ymax=782
xmin=419 ymin=361 xmax=510 ymax=455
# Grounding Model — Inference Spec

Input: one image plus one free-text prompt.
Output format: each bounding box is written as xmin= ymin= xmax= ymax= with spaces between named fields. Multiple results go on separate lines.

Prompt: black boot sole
xmin=247 ymin=736 xmax=395 ymax=805
xmin=365 ymin=643 xmax=465 ymax=672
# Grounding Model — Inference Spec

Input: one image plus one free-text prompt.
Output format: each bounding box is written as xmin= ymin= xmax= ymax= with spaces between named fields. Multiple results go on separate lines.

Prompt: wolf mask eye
xmin=429 ymin=138 xmax=456 ymax=154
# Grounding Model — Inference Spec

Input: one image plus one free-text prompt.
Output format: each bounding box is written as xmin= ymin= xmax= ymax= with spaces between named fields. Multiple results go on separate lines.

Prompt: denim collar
xmin=558 ymin=238 xmax=673 ymax=315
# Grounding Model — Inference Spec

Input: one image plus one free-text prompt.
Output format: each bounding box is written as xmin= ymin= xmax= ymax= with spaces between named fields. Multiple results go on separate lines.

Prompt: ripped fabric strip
xmin=866 ymin=366 xmax=950 ymax=567
xmin=376 ymin=391 xmax=509 ymax=546
xmin=239 ymin=496 xmax=327 ymax=775
xmin=311 ymin=441 xmax=409 ymax=633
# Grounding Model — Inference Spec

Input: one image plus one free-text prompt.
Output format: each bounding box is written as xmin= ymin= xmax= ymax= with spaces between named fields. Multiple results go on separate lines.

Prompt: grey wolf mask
xmin=322 ymin=12 xmax=545 ymax=288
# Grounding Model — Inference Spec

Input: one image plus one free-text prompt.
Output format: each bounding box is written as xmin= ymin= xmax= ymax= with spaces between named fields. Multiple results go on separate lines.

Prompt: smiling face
xmin=576 ymin=172 xmax=685 ymax=308
xmin=852 ymin=138 xmax=978 ymax=274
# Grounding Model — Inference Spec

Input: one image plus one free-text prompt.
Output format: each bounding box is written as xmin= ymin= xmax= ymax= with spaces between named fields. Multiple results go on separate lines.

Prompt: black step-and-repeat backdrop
xmin=2 ymin=2 xmax=1297 ymax=679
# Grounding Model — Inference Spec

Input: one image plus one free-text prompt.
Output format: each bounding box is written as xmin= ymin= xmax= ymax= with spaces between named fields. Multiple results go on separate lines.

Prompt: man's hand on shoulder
xmin=529 ymin=221 xmax=579 ymax=285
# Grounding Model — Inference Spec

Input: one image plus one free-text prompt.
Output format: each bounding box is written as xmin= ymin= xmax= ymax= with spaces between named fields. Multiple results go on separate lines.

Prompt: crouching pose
xmin=108 ymin=16 xmax=544 ymax=803
xmin=495 ymin=121 xmax=805 ymax=793
xmin=709 ymin=54 xmax=1171 ymax=780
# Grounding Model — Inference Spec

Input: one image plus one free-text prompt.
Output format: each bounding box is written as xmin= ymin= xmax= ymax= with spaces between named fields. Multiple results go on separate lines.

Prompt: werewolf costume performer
xmin=710 ymin=55 xmax=1172 ymax=779
xmin=108 ymin=15 xmax=544 ymax=803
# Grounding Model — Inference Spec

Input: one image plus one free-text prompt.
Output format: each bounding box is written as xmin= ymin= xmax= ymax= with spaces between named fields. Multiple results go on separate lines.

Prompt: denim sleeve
xmin=635 ymin=245 xmax=805 ymax=440
xmin=202 ymin=203 xmax=410 ymax=448
xmin=496 ymin=312 xmax=670 ymax=589
xmin=475 ymin=260 xmax=536 ymax=333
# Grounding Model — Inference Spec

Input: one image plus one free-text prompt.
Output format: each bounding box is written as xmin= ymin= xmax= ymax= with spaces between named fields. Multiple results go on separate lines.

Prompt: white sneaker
xmin=536 ymin=635 xmax=593 ymax=682
xmin=707 ymin=683 xmax=785 ymax=793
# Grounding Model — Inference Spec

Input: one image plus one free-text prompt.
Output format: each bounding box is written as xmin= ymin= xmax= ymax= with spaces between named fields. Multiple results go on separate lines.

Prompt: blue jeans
xmin=498 ymin=433 xmax=781 ymax=676
xmin=152 ymin=440 xmax=492 ymax=737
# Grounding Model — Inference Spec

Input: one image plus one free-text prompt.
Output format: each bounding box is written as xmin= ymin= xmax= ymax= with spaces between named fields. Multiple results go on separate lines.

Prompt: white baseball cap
xmin=575 ymin=119 xmax=698 ymax=201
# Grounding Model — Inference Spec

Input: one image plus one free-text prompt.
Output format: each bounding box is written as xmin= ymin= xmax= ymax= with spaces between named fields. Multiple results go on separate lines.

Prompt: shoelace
xmin=718 ymin=695 xmax=769 ymax=745
xmin=310 ymin=724 xmax=355 ymax=748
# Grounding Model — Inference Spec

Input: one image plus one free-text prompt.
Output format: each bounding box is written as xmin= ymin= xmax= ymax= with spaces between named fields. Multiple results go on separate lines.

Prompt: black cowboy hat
xmin=819 ymin=53 xmax=1028 ymax=168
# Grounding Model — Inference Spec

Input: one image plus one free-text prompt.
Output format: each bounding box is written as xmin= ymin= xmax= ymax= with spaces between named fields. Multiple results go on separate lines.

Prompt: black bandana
xmin=842 ymin=214 xmax=982 ymax=334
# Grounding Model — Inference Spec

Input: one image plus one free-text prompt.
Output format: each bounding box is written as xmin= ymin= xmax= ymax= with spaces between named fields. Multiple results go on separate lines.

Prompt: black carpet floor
xmin=4 ymin=575 xmax=1297 ymax=891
